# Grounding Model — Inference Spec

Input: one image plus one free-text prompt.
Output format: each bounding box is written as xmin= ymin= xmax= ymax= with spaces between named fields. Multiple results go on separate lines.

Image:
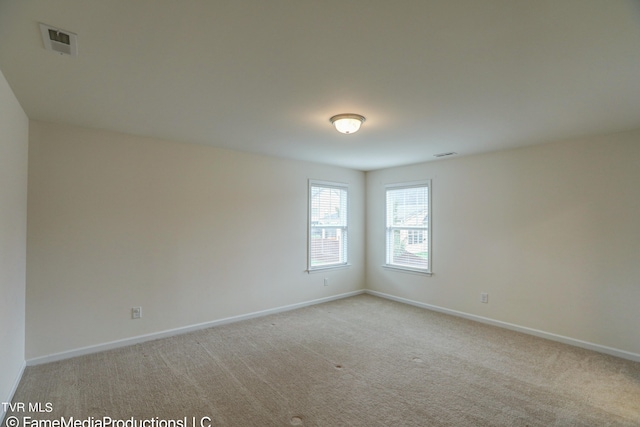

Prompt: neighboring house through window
xmin=308 ymin=180 xmax=348 ymax=271
xmin=385 ymin=180 xmax=431 ymax=274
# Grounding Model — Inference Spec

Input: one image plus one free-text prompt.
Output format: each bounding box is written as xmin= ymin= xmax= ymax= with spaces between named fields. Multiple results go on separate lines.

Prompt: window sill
xmin=307 ymin=264 xmax=351 ymax=274
xmin=382 ymin=265 xmax=432 ymax=276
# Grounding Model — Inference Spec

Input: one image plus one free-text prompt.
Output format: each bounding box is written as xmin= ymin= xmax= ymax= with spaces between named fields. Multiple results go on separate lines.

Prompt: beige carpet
xmin=9 ymin=295 xmax=640 ymax=426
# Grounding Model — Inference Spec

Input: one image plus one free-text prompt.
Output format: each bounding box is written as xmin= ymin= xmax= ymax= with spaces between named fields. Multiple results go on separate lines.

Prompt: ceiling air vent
xmin=39 ymin=23 xmax=78 ymax=57
xmin=434 ymin=152 xmax=457 ymax=158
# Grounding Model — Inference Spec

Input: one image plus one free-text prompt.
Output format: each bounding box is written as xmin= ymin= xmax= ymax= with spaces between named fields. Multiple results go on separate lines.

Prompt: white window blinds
xmin=385 ymin=181 xmax=431 ymax=274
xmin=308 ymin=180 xmax=348 ymax=270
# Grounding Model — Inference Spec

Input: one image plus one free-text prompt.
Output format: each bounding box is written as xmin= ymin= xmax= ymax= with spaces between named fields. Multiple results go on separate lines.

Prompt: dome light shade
xmin=330 ymin=113 xmax=366 ymax=134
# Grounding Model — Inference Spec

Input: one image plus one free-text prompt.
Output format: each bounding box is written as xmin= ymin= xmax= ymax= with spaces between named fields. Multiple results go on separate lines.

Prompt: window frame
xmin=307 ymin=179 xmax=349 ymax=272
xmin=384 ymin=180 xmax=432 ymax=275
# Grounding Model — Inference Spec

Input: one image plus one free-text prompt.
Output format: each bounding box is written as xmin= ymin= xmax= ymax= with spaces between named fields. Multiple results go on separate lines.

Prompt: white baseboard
xmin=27 ymin=288 xmax=639 ymax=366
xmin=365 ymin=290 xmax=640 ymax=363
xmin=1 ymin=360 xmax=26 ymax=425
xmin=27 ymin=290 xmax=366 ymax=366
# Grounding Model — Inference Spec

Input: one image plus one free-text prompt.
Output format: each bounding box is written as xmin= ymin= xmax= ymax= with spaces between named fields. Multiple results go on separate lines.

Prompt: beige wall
xmin=26 ymin=121 xmax=365 ymax=360
xmin=0 ymin=70 xmax=28 ymax=410
xmin=366 ymin=130 xmax=640 ymax=355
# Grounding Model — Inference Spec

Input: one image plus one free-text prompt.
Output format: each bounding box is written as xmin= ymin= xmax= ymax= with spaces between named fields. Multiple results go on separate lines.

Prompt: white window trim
xmin=384 ymin=180 xmax=432 ymax=276
xmin=307 ymin=179 xmax=350 ymax=273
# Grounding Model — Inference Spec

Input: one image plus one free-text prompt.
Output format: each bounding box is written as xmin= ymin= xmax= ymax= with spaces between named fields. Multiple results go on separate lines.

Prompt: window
xmin=407 ymin=230 xmax=424 ymax=245
xmin=385 ymin=180 xmax=431 ymax=274
xmin=308 ymin=180 xmax=348 ymax=271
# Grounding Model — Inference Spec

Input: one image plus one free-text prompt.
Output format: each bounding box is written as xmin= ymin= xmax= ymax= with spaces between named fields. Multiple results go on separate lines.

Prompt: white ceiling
xmin=1 ymin=0 xmax=639 ymax=171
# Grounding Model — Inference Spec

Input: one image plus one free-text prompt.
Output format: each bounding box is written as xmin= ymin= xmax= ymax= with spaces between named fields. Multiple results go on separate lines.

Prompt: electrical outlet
xmin=132 ymin=306 xmax=142 ymax=319
xmin=324 ymin=278 xmax=329 ymax=286
xmin=480 ymin=293 xmax=489 ymax=304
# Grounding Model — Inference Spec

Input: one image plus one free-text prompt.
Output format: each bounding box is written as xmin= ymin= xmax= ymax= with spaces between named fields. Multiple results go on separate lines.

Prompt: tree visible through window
xmin=308 ymin=180 xmax=348 ymax=270
xmin=385 ymin=181 xmax=431 ymax=274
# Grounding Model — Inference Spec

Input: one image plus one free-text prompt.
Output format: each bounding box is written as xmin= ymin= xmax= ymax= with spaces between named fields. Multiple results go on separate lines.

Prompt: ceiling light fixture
xmin=330 ymin=113 xmax=366 ymax=134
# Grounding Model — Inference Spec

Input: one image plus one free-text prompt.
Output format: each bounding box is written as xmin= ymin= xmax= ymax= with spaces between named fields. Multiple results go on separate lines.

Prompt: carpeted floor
xmin=8 ymin=295 xmax=640 ymax=426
